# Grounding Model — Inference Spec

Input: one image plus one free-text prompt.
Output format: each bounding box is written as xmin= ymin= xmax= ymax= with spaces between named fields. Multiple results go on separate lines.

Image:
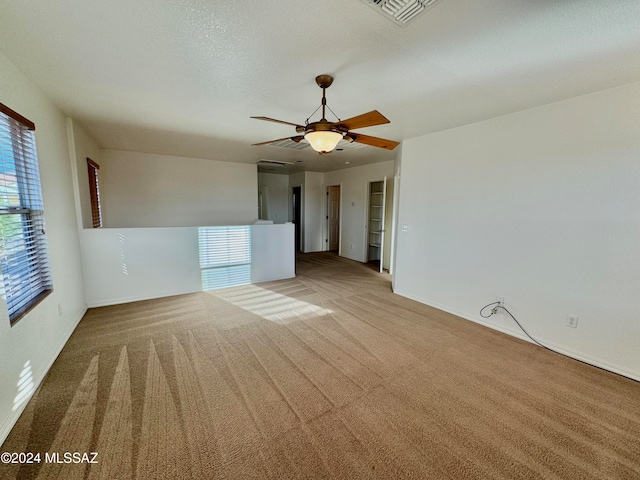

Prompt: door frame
xmin=389 ymin=171 xmax=400 ymax=276
xmin=291 ymin=184 xmax=303 ymax=252
xmin=258 ymin=185 xmax=269 ymax=220
xmin=322 ymin=183 xmax=343 ymax=254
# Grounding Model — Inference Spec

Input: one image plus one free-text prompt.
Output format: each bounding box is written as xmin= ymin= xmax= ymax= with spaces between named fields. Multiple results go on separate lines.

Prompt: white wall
xmin=100 ymin=150 xmax=258 ymax=227
xmin=304 ymin=172 xmax=324 ymax=253
xmin=80 ymin=224 xmax=295 ymax=307
xmin=258 ymin=172 xmax=289 ymax=223
xmin=0 ymin=53 xmax=87 ymax=443
xmin=394 ymin=82 xmax=640 ymax=380
xmin=324 ymin=161 xmax=395 ymax=263
xmin=68 ymin=119 xmax=103 ymax=229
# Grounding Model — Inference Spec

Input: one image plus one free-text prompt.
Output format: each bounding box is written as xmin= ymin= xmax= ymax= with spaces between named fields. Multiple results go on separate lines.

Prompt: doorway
xmin=258 ymin=186 xmax=268 ymax=220
xmin=292 ymin=186 xmax=302 ymax=252
xmin=326 ymin=185 xmax=340 ymax=252
xmin=367 ymin=178 xmax=386 ymax=273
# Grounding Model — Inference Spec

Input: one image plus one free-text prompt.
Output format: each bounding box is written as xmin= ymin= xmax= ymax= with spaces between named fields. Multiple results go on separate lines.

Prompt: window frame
xmin=0 ymin=102 xmax=52 ymax=325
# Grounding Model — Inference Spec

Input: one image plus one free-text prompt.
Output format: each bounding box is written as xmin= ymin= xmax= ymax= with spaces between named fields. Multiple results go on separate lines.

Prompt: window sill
xmin=10 ymin=290 xmax=53 ymax=327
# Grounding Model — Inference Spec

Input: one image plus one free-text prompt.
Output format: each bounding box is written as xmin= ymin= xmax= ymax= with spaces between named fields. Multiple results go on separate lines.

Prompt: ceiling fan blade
xmin=349 ymin=132 xmax=399 ymax=150
xmin=338 ymin=110 xmax=390 ymax=130
xmin=251 ymin=136 xmax=304 ymax=146
xmin=251 ymin=116 xmax=304 ymax=129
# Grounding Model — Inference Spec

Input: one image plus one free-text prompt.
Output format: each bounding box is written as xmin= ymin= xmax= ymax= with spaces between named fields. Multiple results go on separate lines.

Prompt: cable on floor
xmin=479 ymin=301 xmax=637 ymax=380
xmin=480 ymin=301 xmax=547 ymax=349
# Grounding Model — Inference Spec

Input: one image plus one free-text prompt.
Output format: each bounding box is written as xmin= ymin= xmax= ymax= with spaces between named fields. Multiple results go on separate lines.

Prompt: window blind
xmin=87 ymin=158 xmax=102 ymax=228
xmin=198 ymin=226 xmax=251 ymax=290
xmin=0 ymin=103 xmax=52 ymax=323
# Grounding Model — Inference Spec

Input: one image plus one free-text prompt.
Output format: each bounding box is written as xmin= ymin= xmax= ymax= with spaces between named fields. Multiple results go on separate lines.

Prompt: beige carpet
xmin=2 ymin=252 xmax=639 ymax=479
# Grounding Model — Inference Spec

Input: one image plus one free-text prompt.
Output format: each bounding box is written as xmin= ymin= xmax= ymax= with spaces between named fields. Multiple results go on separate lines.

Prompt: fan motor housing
xmin=315 ymin=75 xmax=334 ymax=89
xmin=305 ymin=120 xmax=346 ymax=136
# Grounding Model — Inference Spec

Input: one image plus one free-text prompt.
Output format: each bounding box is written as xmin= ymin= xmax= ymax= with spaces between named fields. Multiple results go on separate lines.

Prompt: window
xmin=87 ymin=158 xmax=102 ymax=228
xmin=0 ymin=103 xmax=52 ymax=323
xmin=198 ymin=226 xmax=251 ymax=290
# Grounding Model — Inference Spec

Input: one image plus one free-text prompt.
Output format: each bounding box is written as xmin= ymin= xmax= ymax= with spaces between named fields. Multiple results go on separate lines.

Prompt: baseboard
xmin=87 ymin=288 xmax=200 ymax=308
xmin=252 ymin=274 xmax=296 ymax=285
xmin=394 ymin=291 xmax=640 ymax=383
xmin=87 ymin=275 xmax=297 ymax=308
xmin=0 ymin=306 xmax=87 ymax=445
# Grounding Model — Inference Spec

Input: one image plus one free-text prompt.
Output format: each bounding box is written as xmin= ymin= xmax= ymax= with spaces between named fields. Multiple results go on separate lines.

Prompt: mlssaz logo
xmin=44 ymin=452 xmax=98 ymax=464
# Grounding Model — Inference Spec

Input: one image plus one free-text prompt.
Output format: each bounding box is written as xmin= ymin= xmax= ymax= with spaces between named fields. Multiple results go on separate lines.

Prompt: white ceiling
xmin=1 ymin=0 xmax=639 ymax=173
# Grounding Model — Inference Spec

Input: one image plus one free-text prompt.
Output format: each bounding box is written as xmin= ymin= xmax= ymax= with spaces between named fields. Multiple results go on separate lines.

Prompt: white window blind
xmin=0 ymin=103 xmax=52 ymax=323
xmin=198 ymin=226 xmax=251 ymax=290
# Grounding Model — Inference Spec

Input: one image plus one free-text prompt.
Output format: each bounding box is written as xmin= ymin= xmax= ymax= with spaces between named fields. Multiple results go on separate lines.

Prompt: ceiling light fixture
xmin=304 ymin=130 xmax=343 ymax=153
xmin=303 ymin=75 xmax=346 ymax=154
xmin=251 ymin=74 xmax=398 ymax=153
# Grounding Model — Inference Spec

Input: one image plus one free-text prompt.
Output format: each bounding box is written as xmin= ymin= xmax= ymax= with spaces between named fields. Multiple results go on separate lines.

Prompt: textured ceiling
xmin=1 ymin=0 xmax=639 ymax=173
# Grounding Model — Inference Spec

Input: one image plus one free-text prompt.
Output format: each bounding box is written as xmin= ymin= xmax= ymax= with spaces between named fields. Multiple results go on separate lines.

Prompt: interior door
xmin=327 ymin=186 xmax=340 ymax=251
xmin=378 ymin=177 xmax=387 ymax=273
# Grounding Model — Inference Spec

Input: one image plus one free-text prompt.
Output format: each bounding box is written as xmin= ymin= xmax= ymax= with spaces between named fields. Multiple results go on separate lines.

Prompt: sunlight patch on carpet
xmin=214 ymin=284 xmax=332 ymax=323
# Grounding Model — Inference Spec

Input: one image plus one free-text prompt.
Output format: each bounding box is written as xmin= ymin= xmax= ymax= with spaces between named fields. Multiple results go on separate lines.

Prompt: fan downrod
xmin=315 ymin=75 xmax=334 ymax=89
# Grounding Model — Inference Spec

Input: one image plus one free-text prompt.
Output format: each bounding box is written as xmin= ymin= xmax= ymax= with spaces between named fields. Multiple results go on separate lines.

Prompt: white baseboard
xmin=87 ymin=288 xmax=199 ymax=308
xmin=87 ymin=275 xmax=297 ymax=308
xmin=0 ymin=306 xmax=87 ymax=445
xmin=252 ymin=274 xmax=296 ymax=285
xmin=394 ymin=291 xmax=640 ymax=383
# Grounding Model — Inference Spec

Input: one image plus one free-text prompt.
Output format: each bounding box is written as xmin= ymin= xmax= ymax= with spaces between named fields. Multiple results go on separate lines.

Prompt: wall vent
xmin=360 ymin=0 xmax=443 ymax=26
xmin=257 ymin=159 xmax=293 ymax=168
xmin=268 ymin=138 xmax=310 ymax=150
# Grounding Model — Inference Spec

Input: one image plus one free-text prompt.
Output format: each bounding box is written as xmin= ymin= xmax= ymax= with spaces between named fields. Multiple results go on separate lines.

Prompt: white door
xmin=379 ymin=177 xmax=387 ymax=273
xmin=327 ymin=186 xmax=340 ymax=251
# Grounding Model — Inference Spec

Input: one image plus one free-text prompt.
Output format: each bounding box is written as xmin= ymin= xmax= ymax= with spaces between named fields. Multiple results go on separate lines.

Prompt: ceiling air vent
xmin=360 ymin=0 xmax=442 ymax=26
xmin=268 ymin=138 xmax=310 ymax=150
xmin=337 ymin=139 xmax=366 ymax=150
xmin=256 ymin=160 xmax=293 ymax=168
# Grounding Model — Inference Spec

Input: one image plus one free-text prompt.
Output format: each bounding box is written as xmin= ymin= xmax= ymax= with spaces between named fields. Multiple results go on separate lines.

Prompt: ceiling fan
xmin=251 ymin=75 xmax=400 ymax=154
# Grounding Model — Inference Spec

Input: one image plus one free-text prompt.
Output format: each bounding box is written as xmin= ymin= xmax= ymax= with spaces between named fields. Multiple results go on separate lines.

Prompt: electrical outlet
xmin=401 ymin=225 xmax=408 ymax=232
xmin=497 ymin=297 xmax=504 ymax=306
xmin=566 ymin=315 xmax=578 ymax=328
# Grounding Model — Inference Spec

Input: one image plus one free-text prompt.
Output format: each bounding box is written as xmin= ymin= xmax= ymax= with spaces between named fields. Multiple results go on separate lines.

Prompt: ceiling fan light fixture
xmin=252 ymin=74 xmax=398 ymax=152
xmin=304 ymin=130 xmax=343 ymax=153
